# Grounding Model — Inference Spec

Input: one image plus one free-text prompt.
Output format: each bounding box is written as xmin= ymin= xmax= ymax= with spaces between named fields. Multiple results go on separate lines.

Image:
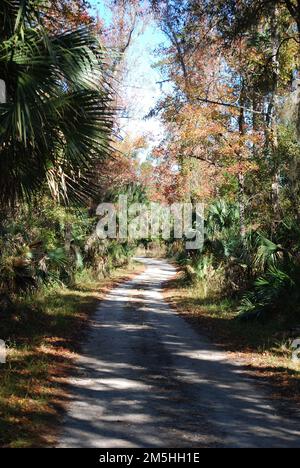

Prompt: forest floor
xmin=164 ymin=271 xmax=300 ymax=417
xmin=58 ymin=258 xmax=300 ymax=448
xmin=0 ymin=261 xmax=145 ymax=448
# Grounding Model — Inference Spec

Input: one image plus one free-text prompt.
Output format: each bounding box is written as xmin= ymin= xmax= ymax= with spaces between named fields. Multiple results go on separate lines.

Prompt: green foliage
xmin=207 ymin=200 xmax=240 ymax=236
xmin=0 ymin=194 xmax=140 ymax=306
xmin=239 ymin=265 xmax=300 ymax=320
xmin=149 ymin=0 xmax=300 ymax=325
xmin=0 ymin=0 xmax=113 ymax=206
xmin=0 ymin=199 xmax=82 ymax=297
xmin=178 ymin=197 xmax=300 ymax=321
xmin=253 ymin=235 xmax=284 ymax=270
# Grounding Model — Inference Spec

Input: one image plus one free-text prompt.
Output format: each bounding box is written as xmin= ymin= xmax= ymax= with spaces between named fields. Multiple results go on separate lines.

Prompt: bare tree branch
xmin=193 ymin=96 xmax=267 ymax=116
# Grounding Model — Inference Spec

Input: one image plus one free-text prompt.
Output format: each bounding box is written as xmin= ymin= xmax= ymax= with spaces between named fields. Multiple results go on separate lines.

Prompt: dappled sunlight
xmin=165 ymin=274 xmax=300 ymax=411
xmin=0 ymin=265 xmax=143 ymax=448
xmin=59 ymin=259 xmax=300 ymax=448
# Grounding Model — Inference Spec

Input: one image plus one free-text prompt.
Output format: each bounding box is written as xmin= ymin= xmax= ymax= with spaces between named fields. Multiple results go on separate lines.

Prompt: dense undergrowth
xmin=0 ymin=197 xmax=136 ymax=308
xmin=0 ymin=196 xmax=139 ymax=448
xmin=169 ymin=194 xmax=300 ymax=326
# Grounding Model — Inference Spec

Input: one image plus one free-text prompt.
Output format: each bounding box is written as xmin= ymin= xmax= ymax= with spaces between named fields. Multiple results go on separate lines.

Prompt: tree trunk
xmin=238 ymin=86 xmax=246 ymax=240
xmin=272 ymin=172 xmax=280 ymax=216
xmin=238 ymin=172 xmax=246 ymax=239
xmin=65 ymin=223 xmax=72 ymax=254
xmin=0 ymin=79 xmax=6 ymax=104
xmin=270 ymin=5 xmax=281 ymax=217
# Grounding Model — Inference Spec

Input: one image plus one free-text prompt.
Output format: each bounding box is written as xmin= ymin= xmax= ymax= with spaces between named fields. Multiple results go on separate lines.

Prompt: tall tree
xmin=0 ymin=0 xmax=114 ymax=207
xmin=147 ymin=0 xmax=299 ymax=231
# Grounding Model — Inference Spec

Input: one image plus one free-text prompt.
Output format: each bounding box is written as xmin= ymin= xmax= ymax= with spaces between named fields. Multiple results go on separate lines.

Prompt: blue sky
xmin=89 ymin=0 xmax=113 ymax=24
xmin=89 ymin=1 xmax=170 ymax=158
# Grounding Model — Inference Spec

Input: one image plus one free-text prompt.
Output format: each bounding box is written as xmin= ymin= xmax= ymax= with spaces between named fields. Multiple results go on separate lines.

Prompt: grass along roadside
xmin=0 ymin=261 xmax=145 ymax=448
xmin=164 ymin=271 xmax=300 ymax=413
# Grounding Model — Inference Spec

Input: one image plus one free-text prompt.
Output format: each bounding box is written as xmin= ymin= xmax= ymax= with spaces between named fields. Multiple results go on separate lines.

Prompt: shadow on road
xmin=59 ymin=259 xmax=300 ymax=448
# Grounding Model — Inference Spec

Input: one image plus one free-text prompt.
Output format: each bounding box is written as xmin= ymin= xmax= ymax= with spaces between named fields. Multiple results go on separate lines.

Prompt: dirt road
xmin=59 ymin=258 xmax=300 ymax=448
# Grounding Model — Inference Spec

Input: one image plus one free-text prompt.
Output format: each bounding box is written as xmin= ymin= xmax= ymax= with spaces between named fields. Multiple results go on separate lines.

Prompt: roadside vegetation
xmin=2 ymin=0 xmax=300 ymax=447
xmin=0 ymin=1 xmax=145 ymax=447
xmin=0 ymin=260 xmax=143 ymax=448
xmin=148 ymin=0 xmax=300 ymax=324
xmin=143 ymin=0 xmax=300 ymax=392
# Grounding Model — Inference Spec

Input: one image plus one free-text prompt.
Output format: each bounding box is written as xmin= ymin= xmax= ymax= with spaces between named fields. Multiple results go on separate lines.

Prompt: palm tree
xmin=0 ymin=0 xmax=114 ymax=207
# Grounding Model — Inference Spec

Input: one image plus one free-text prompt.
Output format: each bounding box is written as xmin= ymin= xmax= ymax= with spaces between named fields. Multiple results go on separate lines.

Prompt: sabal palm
xmin=0 ymin=0 xmax=113 ymax=207
xmin=207 ymin=200 xmax=239 ymax=234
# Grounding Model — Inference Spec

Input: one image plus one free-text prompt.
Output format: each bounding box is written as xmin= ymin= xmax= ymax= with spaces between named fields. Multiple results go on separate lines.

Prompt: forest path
xmin=59 ymin=258 xmax=300 ymax=448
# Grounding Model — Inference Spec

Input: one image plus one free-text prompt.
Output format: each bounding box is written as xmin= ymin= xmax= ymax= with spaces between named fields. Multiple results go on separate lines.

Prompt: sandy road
xmin=59 ymin=258 xmax=300 ymax=448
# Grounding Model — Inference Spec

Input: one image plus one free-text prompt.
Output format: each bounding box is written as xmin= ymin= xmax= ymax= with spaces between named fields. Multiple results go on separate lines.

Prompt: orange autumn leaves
xmin=44 ymin=0 xmax=94 ymax=33
xmin=154 ymin=100 xmax=261 ymax=203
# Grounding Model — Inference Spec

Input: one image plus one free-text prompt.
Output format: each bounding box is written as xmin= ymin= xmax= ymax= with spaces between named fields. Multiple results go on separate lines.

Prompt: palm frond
xmin=0 ymin=2 xmax=114 ymax=207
